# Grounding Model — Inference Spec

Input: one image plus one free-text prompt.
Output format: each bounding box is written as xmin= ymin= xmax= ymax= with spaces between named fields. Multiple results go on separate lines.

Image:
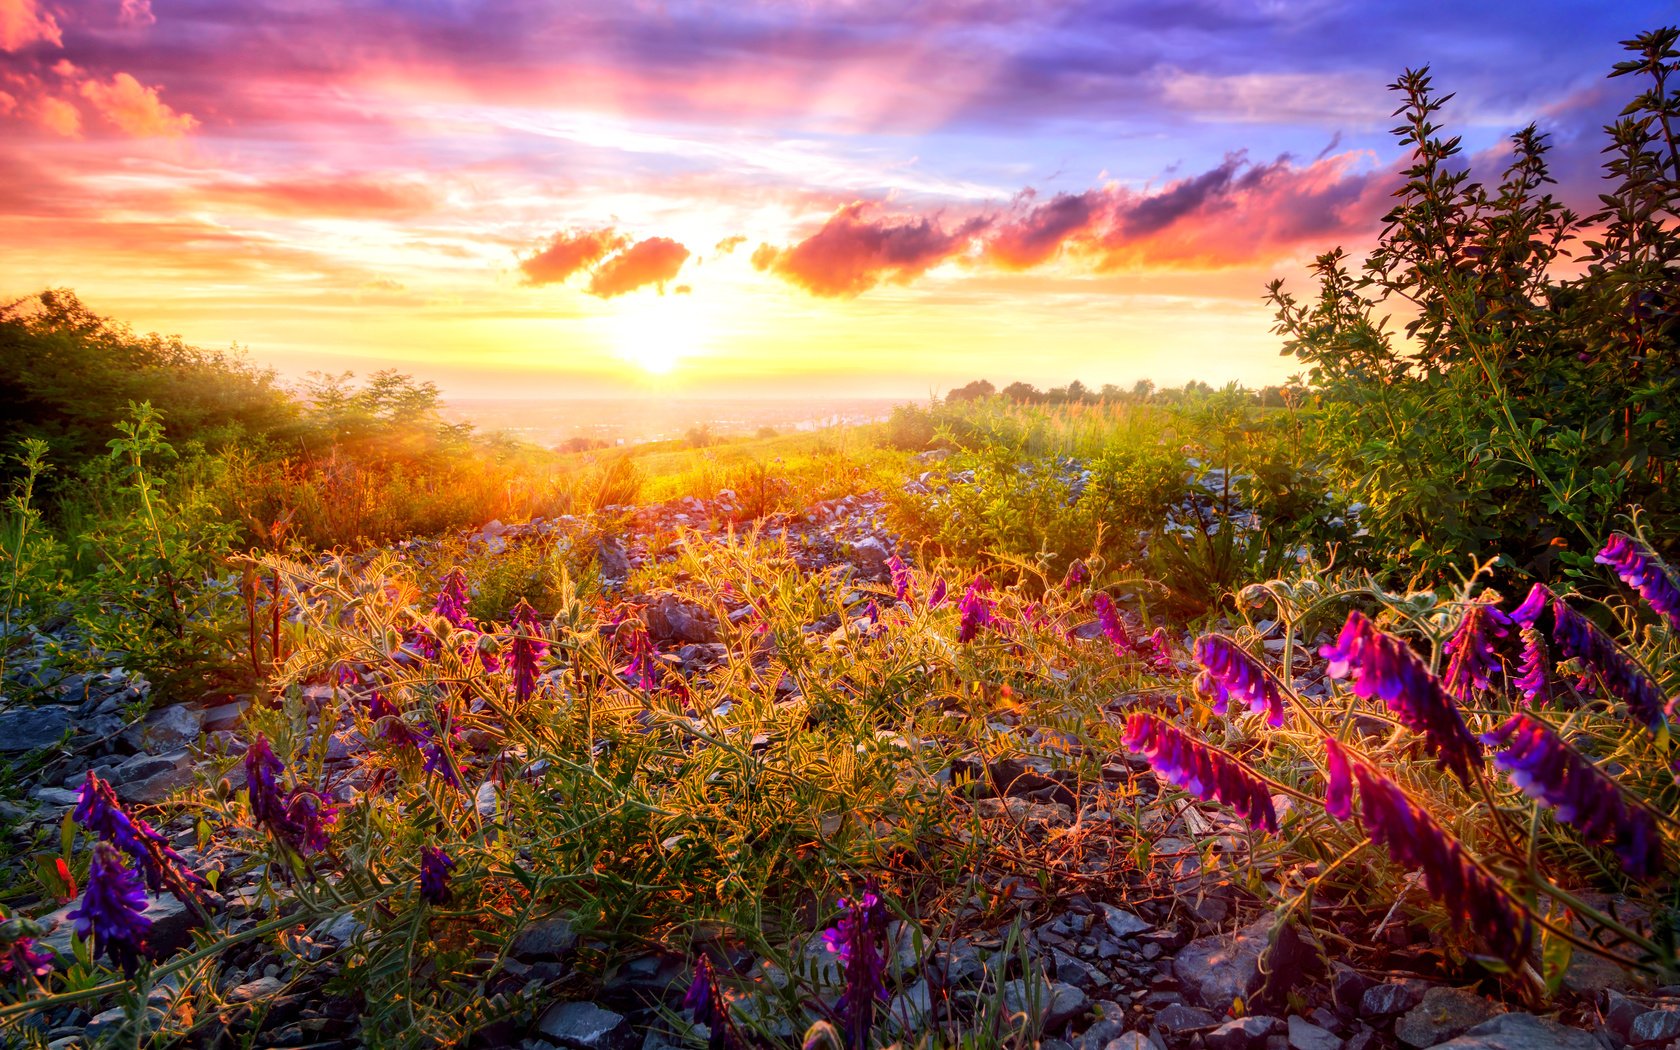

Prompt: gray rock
xmin=85 ymin=1006 xmax=128 ymax=1042
xmin=1630 ymin=1007 xmax=1680 ymax=1047
xmin=536 ymin=1002 xmax=633 ymax=1050
xmin=1101 ymin=1036 xmax=1154 ymax=1050
xmin=1330 ymin=963 xmax=1370 ymax=1015
xmin=41 ymin=892 xmax=199 ymax=961
xmin=1004 ymin=977 xmax=1090 ymax=1032
xmin=1208 ymin=1016 xmax=1284 ymax=1050
xmin=1174 ymin=915 xmax=1276 ymax=1012
xmin=596 ymin=540 xmax=631 ymax=582
xmin=1287 ymin=1015 xmax=1341 ymax=1050
xmin=1395 ymin=987 xmax=1503 ymax=1048
xmin=1155 ymin=1003 xmax=1218 ymax=1034
xmin=931 ymin=939 xmax=985 ymax=986
xmin=1051 ymin=947 xmax=1106 ymax=991
xmin=117 ymin=754 xmax=196 ymax=804
xmin=644 ymin=594 xmax=717 ymax=644
xmin=228 ymin=976 xmax=285 ymax=1002
xmin=1078 ymin=1016 xmax=1129 ymax=1050
xmin=512 ymin=918 xmax=578 ymax=961
xmin=1424 ymin=1013 xmax=1598 ymax=1050
xmin=885 ymin=980 xmax=934 ymax=1036
xmin=202 ymin=699 xmax=250 ymax=733
xmin=849 ymin=537 xmax=892 ymax=578
xmin=1361 ymin=980 xmax=1427 ymax=1018
xmin=1100 ymin=904 xmax=1153 ymax=939
xmin=121 ymin=704 xmax=202 ymax=752
xmin=0 ymin=706 xmax=70 ymax=752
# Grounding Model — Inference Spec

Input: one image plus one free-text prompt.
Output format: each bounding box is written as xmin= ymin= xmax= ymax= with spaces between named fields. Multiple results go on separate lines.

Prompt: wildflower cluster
xmin=956 ymin=577 xmax=995 ymax=642
xmin=245 ymin=733 xmax=339 ymax=857
xmin=1122 ymin=714 xmax=1278 ymax=832
xmin=821 ymin=881 xmax=891 ymax=1050
xmin=1597 ymin=531 xmax=1680 ymax=632
xmin=1193 ymin=633 xmax=1287 ymax=726
xmin=75 ymin=771 xmax=205 ymax=901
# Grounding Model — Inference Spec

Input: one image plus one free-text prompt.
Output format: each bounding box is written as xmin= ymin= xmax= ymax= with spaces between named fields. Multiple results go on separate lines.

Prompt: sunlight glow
xmin=602 ymin=292 xmax=711 ymax=375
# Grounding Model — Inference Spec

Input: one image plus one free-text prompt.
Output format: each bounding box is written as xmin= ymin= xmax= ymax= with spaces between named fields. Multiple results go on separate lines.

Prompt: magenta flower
xmin=69 ymin=842 xmax=152 ymax=973
xmin=1062 ymin=559 xmax=1090 ymax=589
xmin=508 ymin=599 xmax=549 ymax=705
xmin=1194 ymin=634 xmax=1286 ymax=726
xmin=244 ymin=734 xmax=338 ymax=856
xmin=1320 ymin=611 xmax=1482 ymax=785
xmin=0 ymin=932 xmax=54 ymax=982
xmin=927 ymin=577 xmax=948 ymax=608
xmin=1597 ymin=532 xmax=1680 ymax=632
xmin=1323 ymin=739 xmax=1353 ymax=820
xmin=433 ymin=568 xmax=478 ymax=630
xmin=1442 ymin=602 xmax=1510 ymax=702
xmin=1325 ymin=748 xmax=1531 ymax=968
xmin=1550 ymin=599 xmax=1667 ymax=727
xmin=74 ymin=771 xmax=204 ymax=901
xmin=684 ymin=955 xmax=733 ymax=1050
xmin=368 ymin=691 xmax=424 ymax=747
xmin=1092 ymin=592 xmax=1134 ymax=655
xmin=1122 ymin=714 xmax=1278 ymax=832
xmin=617 ymin=621 xmax=660 ymax=690
xmin=957 ymin=577 xmax=995 ymax=643
xmin=887 ymin=555 xmax=912 ymax=603
xmin=1484 ymin=713 xmax=1663 ymax=878
xmin=420 ymin=846 xmax=455 ymax=905
xmin=821 ymin=881 xmax=890 ymax=1050
xmin=1143 ymin=627 xmax=1174 ymax=673
xmin=1513 ymin=626 xmax=1555 ymax=707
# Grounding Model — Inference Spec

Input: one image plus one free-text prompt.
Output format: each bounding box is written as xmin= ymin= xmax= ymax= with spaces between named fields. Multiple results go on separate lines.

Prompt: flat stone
xmin=1155 ymin=1003 xmax=1218 ymax=1034
xmin=1004 ymin=977 xmax=1090 ymax=1032
xmin=40 ymin=892 xmax=200 ymax=962
xmin=512 ymin=918 xmax=578 ymax=961
xmin=0 ymin=706 xmax=71 ymax=752
xmin=121 ymin=704 xmax=202 ymax=752
xmin=1395 ymin=987 xmax=1503 ymax=1048
xmin=1208 ymin=1016 xmax=1284 ymax=1050
xmin=1424 ymin=1013 xmax=1598 ymax=1050
xmin=202 ymin=699 xmax=250 ymax=732
xmin=1173 ymin=915 xmax=1276 ymax=1012
xmin=1287 ymin=1015 xmax=1341 ymax=1050
xmin=885 ymin=980 xmax=934 ymax=1036
xmin=1330 ymin=964 xmax=1370 ymax=1016
xmin=228 ymin=976 xmax=285 ymax=1002
xmin=1630 ymin=1007 xmax=1680 ymax=1047
xmin=536 ymin=1001 xmax=633 ymax=1050
xmin=1100 ymin=904 xmax=1153 ymax=939
xmin=1101 ymin=1036 xmax=1154 ymax=1050
xmin=1360 ymin=980 xmax=1426 ymax=1017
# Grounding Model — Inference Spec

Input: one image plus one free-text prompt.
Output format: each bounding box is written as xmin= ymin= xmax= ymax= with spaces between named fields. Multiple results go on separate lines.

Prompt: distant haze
xmin=441 ymin=396 xmax=910 ymax=448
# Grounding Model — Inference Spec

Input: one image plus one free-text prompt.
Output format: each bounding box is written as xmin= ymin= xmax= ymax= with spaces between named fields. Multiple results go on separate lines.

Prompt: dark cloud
xmin=752 ymin=203 xmax=990 ymax=297
xmin=587 ymin=235 xmax=690 ymax=297
xmin=520 ymin=228 xmax=627 ymax=286
xmin=985 ymin=190 xmax=1104 ymax=269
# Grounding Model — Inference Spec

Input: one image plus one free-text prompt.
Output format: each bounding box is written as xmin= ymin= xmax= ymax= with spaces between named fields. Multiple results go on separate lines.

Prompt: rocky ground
xmin=1 ymin=479 xmax=1674 ymax=1050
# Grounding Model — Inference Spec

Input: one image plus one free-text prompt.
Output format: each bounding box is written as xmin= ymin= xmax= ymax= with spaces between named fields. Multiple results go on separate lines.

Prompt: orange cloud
xmin=0 ymin=0 xmax=61 ymax=52
xmin=713 ymin=234 xmax=746 ymax=255
xmin=587 ymin=236 xmax=690 ymax=298
xmin=201 ymin=175 xmax=436 ymax=217
xmin=753 ymin=202 xmax=990 ymax=297
xmin=33 ymin=95 xmax=80 ymax=136
xmin=78 ymin=72 xmax=197 ymax=137
xmin=520 ymin=228 xmax=628 ymax=285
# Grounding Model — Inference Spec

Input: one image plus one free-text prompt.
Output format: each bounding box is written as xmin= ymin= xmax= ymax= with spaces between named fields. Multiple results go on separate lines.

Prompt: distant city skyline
xmin=1 ymin=0 xmax=1670 ymax=397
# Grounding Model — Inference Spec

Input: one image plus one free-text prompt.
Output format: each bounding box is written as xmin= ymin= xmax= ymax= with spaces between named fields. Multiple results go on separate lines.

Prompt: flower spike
xmin=1597 ymin=532 xmax=1680 ymax=632
xmin=1123 ymin=714 xmax=1278 ymax=832
xmin=1194 ymin=634 xmax=1288 ymax=726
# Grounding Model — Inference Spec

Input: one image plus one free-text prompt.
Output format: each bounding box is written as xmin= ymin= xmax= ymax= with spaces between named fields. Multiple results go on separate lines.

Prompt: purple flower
xmin=887 ymin=555 xmax=912 ymax=603
xmin=1323 ymin=739 xmax=1353 ymax=821
xmin=1061 ymin=559 xmax=1090 ymax=589
xmin=1122 ymin=714 xmax=1278 ymax=832
xmin=957 ymin=577 xmax=995 ymax=643
xmin=508 ymin=599 xmax=549 ymax=706
xmin=1194 ymin=634 xmax=1286 ymax=726
xmin=1092 ymin=592 xmax=1134 ymax=656
xmin=1324 ymin=751 xmax=1531 ymax=969
xmin=283 ymin=790 xmax=338 ymax=856
xmin=1143 ymin=627 xmax=1174 ymax=673
xmin=433 ymin=568 xmax=478 ymax=630
xmin=0 ymin=932 xmax=54 ymax=982
xmin=685 ymin=955 xmax=733 ymax=1050
xmin=74 ymin=771 xmax=204 ymax=901
xmin=1513 ymin=626 xmax=1555 ymax=707
xmin=368 ymin=691 xmax=424 ymax=747
xmin=1597 ymin=532 xmax=1680 ymax=632
xmin=1510 ymin=582 xmax=1553 ymax=626
xmin=245 ymin=734 xmax=338 ymax=856
xmin=420 ymin=846 xmax=455 ymax=905
xmin=1442 ymin=602 xmax=1510 ymax=702
xmin=617 ymin=621 xmax=660 ymax=690
xmin=821 ymin=881 xmax=890 ymax=1050
xmin=1549 ymin=599 xmax=1668 ymax=728
xmin=69 ymin=842 xmax=151 ymax=973
xmin=422 ymin=714 xmax=463 ymax=790
xmin=1484 ymin=713 xmax=1663 ymax=878
xmin=927 ymin=577 xmax=948 ymax=608
xmin=1320 ymin=611 xmax=1483 ymax=785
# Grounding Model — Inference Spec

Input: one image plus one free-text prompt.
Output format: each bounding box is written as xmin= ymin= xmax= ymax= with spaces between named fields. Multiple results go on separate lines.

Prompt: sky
xmin=0 ymin=0 xmax=1672 ymax=399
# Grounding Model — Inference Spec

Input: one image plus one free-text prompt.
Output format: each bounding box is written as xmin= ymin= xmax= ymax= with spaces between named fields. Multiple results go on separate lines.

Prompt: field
xmin=3 ymin=26 xmax=1680 ymax=1050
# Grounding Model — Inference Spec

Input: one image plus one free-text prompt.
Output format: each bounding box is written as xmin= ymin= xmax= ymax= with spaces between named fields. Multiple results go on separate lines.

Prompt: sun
xmin=605 ymin=293 xmax=708 ymax=375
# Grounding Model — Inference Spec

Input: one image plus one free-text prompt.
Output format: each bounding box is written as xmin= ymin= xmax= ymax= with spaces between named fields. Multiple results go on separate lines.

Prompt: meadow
xmin=1 ymin=28 xmax=1680 ymax=1050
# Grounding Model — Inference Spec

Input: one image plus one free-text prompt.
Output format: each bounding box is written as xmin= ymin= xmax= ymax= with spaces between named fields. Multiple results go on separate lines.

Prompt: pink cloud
xmin=520 ymin=228 xmax=629 ymax=286
xmin=587 ymin=236 xmax=690 ymax=297
xmin=753 ymin=202 xmax=990 ymax=297
xmin=0 ymin=0 xmax=61 ymax=52
xmin=78 ymin=72 xmax=197 ymax=137
xmin=119 ymin=0 xmax=155 ymax=28
xmin=33 ymin=94 xmax=80 ymax=136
